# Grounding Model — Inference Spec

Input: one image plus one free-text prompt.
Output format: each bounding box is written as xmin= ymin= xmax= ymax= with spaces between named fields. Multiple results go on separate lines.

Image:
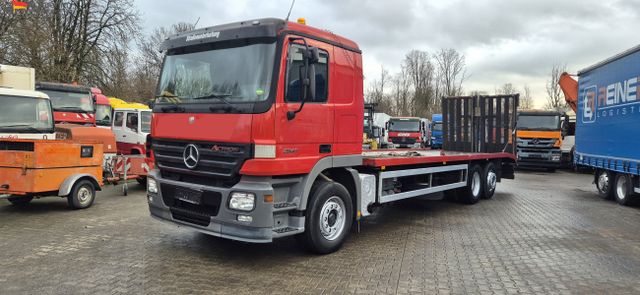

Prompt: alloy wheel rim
xmin=319 ymin=196 xmax=346 ymax=241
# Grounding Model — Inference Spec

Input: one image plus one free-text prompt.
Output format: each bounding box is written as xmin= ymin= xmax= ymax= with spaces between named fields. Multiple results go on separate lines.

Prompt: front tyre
xmin=299 ymin=180 xmax=353 ymax=254
xmin=67 ymin=180 xmax=96 ymax=209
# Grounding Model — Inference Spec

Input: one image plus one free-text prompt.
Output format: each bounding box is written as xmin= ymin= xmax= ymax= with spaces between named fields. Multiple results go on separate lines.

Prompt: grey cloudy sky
xmin=136 ymin=0 xmax=640 ymax=107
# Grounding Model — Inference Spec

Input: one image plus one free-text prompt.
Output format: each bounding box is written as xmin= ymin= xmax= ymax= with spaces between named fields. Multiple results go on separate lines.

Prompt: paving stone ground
xmin=1 ymin=170 xmax=640 ymax=294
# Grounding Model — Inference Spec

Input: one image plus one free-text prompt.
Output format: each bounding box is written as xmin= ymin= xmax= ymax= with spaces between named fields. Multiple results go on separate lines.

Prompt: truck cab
xmin=516 ymin=110 xmax=565 ymax=171
xmin=36 ymin=82 xmax=95 ymax=126
xmin=430 ymin=114 xmax=443 ymax=149
xmin=112 ymin=108 xmax=152 ymax=155
xmin=386 ymin=117 xmax=425 ymax=148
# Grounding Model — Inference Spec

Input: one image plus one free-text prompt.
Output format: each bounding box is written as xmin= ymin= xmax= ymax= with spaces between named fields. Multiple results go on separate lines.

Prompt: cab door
xmin=275 ymin=39 xmax=334 ymax=164
xmin=112 ymin=111 xmax=125 ymax=153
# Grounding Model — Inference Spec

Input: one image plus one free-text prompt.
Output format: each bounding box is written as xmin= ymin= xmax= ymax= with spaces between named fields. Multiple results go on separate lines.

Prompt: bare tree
xmin=434 ymin=49 xmax=466 ymax=97
xmin=497 ymin=83 xmax=517 ymax=95
xmin=391 ymin=66 xmax=412 ymax=116
xmin=404 ymin=50 xmax=436 ymax=117
xmin=546 ymin=63 xmax=568 ymax=112
xmin=519 ymin=85 xmax=534 ymax=110
xmin=365 ymin=65 xmax=393 ymax=114
xmin=133 ymin=22 xmax=195 ymax=99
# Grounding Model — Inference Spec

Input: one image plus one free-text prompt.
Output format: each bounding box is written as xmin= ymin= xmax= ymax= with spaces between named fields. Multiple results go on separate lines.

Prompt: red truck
xmin=146 ymin=18 xmax=517 ymax=253
xmin=36 ymin=82 xmax=96 ymax=125
xmin=387 ymin=116 xmax=428 ymax=148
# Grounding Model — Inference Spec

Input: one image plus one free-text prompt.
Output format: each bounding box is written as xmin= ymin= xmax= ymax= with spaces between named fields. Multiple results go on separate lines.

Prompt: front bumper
xmin=147 ymin=170 xmax=276 ymax=243
xmin=517 ymin=148 xmax=562 ymax=168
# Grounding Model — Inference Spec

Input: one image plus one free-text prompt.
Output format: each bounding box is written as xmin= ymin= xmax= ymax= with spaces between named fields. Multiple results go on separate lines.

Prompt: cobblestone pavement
xmin=1 ymin=170 xmax=640 ymax=294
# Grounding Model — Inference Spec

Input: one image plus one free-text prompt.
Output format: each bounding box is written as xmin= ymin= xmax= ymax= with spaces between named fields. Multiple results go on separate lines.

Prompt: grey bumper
xmin=147 ymin=170 xmax=275 ymax=243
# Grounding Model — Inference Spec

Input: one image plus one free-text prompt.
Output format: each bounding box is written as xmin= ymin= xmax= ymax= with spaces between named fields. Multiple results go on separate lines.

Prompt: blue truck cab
xmin=430 ymin=114 xmax=443 ymax=149
xmin=575 ymin=44 xmax=640 ymax=205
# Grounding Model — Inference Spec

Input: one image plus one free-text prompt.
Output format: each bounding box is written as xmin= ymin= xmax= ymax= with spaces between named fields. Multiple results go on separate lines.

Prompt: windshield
xmin=141 ymin=111 xmax=151 ymax=133
xmin=389 ymin=120 xmax=420 ymax=132
xmin=432 ymin=122 xmax=443 ymax=132
xmin=95 ymin=105 xmax=113 ymax=126
xmin=518 ymin=115 xmax=560 ymax=130
xmin=0 ymin=96 xmax=54 ymax=133
xmin=41 ymin=89 xmax=94 ymax=113
xmin=156 ymin=40 xmax=276 ymax=105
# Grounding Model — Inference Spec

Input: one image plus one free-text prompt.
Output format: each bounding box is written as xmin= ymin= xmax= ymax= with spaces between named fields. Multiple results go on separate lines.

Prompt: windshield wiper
xmin=192 ymin=93 xmax=244 ymax=113
xmin=53 ymin=106 xmax=89 ymax=113
xmin=160 ymin=104 xmax=185 ymax=113
xmin=0 ymin=124 xmax=46 ymax=133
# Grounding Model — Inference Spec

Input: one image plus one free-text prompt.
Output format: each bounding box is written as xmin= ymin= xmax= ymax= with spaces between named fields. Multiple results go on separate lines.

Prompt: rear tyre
xmin=482 ymin=162 xmax=497 ymax=199
xmin=8 ymin=196 xmax=33 ymax=206
xmin=67 ymin=180 xmax=96 ymax=209
xmin=595 ymin=170 xmax=615 ymax=200
xmin=614 ymin=173 xmax=635 ymax=206
xmin=298 ymin=179 xmax=353 ymax=254
xmin=459 ymin=165 xmax=483 ymax=204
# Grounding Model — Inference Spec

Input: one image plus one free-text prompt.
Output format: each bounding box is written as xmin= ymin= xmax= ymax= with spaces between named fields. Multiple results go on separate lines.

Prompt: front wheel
xmin=299 ymin=180 xmax=353 ymax=254
xmin=8 ymin=196 xmax=33 ymax=206
xmin=67 ymin=180 xmax=96 ymax=209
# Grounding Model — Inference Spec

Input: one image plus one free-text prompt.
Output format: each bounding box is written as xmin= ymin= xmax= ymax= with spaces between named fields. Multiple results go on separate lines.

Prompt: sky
xmin=136 ymin=0 xmax=640 ymax=108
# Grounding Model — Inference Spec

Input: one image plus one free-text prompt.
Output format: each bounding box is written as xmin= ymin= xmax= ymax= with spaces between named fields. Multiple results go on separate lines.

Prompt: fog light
xmin=148 ymin=195 xmax=153 ymax=203
xmin=147 ymin=178 xmax=158 ymax=194
xmin=552 ymin=155 xmax=560 ymax=161
xmin=237 ymin=215 xmax=253 ymax=222
xmin=229 ymin=192 xmax=255 ymax=211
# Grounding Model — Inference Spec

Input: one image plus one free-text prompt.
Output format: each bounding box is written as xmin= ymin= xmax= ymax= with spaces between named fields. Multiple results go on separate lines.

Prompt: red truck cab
xmin=147 ymin=18 xmax=515 ymax=253
xmin=386 ymin=117 xmax=426 ymax=148
xmin=36 ymin=82 xmax=95 ymax=125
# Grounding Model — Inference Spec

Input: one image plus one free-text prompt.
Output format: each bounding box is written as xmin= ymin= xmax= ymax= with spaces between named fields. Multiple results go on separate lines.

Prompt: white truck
xmin=0 ymin=65 xmax=55 ymax=140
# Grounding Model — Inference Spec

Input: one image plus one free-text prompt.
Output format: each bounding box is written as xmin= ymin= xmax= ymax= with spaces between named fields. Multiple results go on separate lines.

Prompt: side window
xmin=113 ymin=112 xmax=124 ymax=127
xmin=126 ymin=112 xmax=139 ymax=132
xmin=285 ymin=44 xmax=329 ymax=103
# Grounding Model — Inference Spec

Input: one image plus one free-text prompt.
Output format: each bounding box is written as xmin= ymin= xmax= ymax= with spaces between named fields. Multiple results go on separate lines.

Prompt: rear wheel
xmin=7 ymin=196 xmax=33 ymax=206
xmin=67 ymin=180 xmax=96 ymax=209
xmin=482 ymin=162 xmax=497 ymax=199
xmin=459 ymin=165 xmax=483 ymax=204
xmin=595 ymin=170 xmax=615 ymax=200
xmin=299 ymin=180 xmax=353 ymax=254
xmin=614 ymin=173 xmax=635 ymax=206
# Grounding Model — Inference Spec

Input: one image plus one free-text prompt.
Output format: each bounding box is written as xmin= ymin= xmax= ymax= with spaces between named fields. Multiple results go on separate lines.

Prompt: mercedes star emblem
xmin=183 ymin=144 xmax=199 ymax=169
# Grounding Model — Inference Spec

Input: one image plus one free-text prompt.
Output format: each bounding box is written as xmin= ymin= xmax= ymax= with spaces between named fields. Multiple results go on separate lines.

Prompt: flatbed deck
xmin=362 ymin=149 xmax=516 ymax=168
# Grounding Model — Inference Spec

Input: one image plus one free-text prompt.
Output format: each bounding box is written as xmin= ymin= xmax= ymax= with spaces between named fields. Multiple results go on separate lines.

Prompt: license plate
xmin=175 ymin=187 xmax=202 ymax=205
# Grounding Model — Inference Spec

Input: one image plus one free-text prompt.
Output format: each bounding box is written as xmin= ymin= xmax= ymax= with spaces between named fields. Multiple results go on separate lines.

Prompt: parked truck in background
xmin=145 ymin=18 xmax=517 ymax=254
xmin=430 ymin=114 xmax=443 ymax=149
xmin=559 ymin=45 xmax=640 ymax=205
xmin=374 ymin=112 xmax=391 ymax=148
xmin=560 ymin=111 xmax=576 ymax=168
xmin=0 ymin=65 xmax=55 ymax=140
xmin=515 ymin=110 xmax=567 ymax=171
xmin=36 ymin=82 xmax=96 ymax=125
xmin=386 ymin=117 xmax=427 ymax=148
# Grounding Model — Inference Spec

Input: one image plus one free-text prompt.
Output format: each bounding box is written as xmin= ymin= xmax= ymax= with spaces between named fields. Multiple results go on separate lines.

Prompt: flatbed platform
xmin=362 ymin=149 xmax=516 ymax=168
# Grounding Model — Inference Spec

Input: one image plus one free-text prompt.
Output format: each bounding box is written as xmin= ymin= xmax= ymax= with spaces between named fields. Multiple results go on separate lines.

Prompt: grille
xmin=161 ymin=183 xmax=222 ymax=226
xmin=517 ymin=138 xmax=556 ymax=148
xmin=153 ymin=139 xmax=252 ymax=185
xmin=389 ymin=137 xmax=417 ymax=145
xmin=0 ymin=141 xmax=35 ymax=151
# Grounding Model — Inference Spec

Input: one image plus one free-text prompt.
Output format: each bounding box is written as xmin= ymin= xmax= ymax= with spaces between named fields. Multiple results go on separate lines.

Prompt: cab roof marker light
xmin=254 ymin=144 xmax=276 ymax=158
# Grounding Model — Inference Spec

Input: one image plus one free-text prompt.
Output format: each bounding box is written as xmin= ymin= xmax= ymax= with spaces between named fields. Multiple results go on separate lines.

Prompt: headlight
xmin=229 ymin=192 xmax=255 ymax=211
xmin=147 ymin=178 xmax=158 ymax=194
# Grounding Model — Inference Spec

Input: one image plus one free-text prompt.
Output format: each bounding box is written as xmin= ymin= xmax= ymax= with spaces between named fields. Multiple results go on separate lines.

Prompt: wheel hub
xmin=319 ymin=196 xmax=345 ymax=241
xmin=487 ymin=170 xmax=497 ymax=192
xmin=616 ymin=176 xmax=627 ymax=200
xmin=78 ymin=187 xmax=90 ymax=203
xmin=598 ymin=173 xmax=609 ymax=191
xmin=472 ymin=171 xmax=481 ymax=196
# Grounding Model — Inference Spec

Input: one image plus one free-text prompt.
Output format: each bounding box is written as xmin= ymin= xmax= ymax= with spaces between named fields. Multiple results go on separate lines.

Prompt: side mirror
xmin=382 ymin=128 xmax=386 ymax=137
xmin=308 ymin=47 xmax=320 ymax=64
